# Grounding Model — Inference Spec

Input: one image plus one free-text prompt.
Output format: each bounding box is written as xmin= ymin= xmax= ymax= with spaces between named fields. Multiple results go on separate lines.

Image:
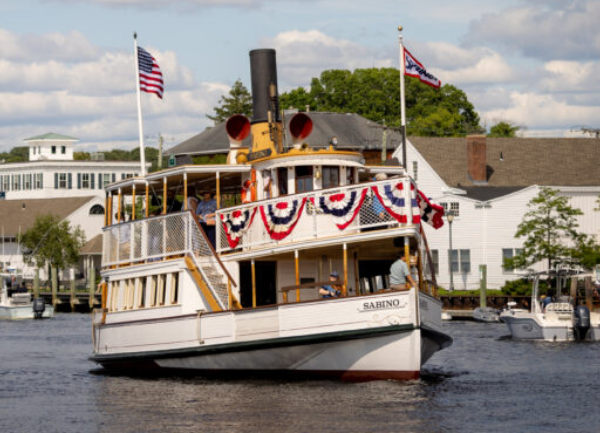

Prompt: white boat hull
xmin=92 ymin=290 xmax=451 ymax=380
xmin=0 ymin=304 xmax=54 ymax=320
xmin=500 ymin=310 xmax=600 ymax=341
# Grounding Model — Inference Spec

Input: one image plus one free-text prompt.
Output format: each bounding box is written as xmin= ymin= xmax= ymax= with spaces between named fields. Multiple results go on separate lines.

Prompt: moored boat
xmin=90 ymin=49 xmax=452 ymax=380
xmin=0 ymin=271 xmax=53 ymax=320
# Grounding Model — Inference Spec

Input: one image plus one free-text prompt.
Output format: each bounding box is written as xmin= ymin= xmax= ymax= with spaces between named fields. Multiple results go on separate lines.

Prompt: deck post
xmin=343 ymin=243 xmax=348 ymax=297
xmin=107 ymin=192 xmax=113 ymax=226
xmin=132 ymin=184 xmax=136 ymax=220
xmin=145 ymin=181 xmax=149 ymax=218
xmin=216 ymin=171 xmax=221 ymax=209
xmin=162 ymin=177 xmax=167 ymax=215
xmin=417 ymin=248 xmax=424 ymax=293
xmin=117 ymin=188 xmax=122 ymax=222
xmin=404 ymin=240 xmax=411 ymax=287
xmin=251 ymin=259 xmax=257 ymax=308
xmin=51 ymin=266 xmax=58 ymax=308
xmin=89 ymin=262 xmax=96 ymax=310
xmin=183 ymin=173 xmax=188 ymax=210
xmin=294 ymin=250 xmax=300 ymax=301
xmin=353 ymin=250 xmax=360 ymax=296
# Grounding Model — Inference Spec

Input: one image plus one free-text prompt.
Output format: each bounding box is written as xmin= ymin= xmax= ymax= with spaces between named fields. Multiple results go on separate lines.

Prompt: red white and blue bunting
xmin=312 ymin=189 xmax=368 ymax=230
xmin=416 ymin=189 xmax=445 ymax=229
xmin=371 ymin=182 xmax=420 ymax=224
xmin=220 ymin=208 xmax=257 ymax=248
xmin=259 ymin=198 xmax=307 ymax=240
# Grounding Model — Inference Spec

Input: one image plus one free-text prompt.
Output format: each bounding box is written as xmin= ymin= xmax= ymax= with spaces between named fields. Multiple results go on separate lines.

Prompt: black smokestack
xmin=249 ymin=49 xmax=280 ymax=124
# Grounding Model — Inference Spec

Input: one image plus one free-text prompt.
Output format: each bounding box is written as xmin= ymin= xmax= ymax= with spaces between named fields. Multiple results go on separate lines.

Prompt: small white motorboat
xmin=473 ymin=307 xmax=500 ymax=323
xmin=0 ymin=273 xmax=53 ymax=320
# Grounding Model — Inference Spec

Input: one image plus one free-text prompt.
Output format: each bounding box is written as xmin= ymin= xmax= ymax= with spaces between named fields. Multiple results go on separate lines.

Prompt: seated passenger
xmin=389 ymin=250 xmax=416 ymax=291
xmin=319 ymin=271 xmax=342 ymax=298
xmin=542 ymin=291 xmax=554 ymax=311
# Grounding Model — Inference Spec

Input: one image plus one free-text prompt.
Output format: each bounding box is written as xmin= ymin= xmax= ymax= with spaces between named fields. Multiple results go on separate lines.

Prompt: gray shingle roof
xmin=168 ymin=112 xmax=400 ymax=156
xmin=0 ymin=196 xmax=96 ymax=237
xmin=410 ymin=137 xmax=600 ymax=188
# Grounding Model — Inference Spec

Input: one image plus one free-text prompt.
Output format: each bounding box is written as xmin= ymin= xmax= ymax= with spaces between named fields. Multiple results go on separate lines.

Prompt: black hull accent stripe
xmin=91 ymin=324 xmax=416 ymax=365
xmin=421 ymin=326 xmax=453 ymax=349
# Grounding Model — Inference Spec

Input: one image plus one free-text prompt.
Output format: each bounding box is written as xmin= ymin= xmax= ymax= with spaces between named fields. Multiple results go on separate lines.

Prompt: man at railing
xmin=390 ymin=250 xmax=416 ymax=291
xmin=319 ymin=271 xmax=342 ymax=298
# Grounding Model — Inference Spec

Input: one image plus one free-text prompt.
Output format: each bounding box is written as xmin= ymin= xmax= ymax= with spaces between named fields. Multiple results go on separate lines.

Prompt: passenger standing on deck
xmin=389 ymin=250 xmax=416 ymax=291
xmin=186 ymin=186 xmax=199 ymax=213
xmin=196 ymin=191 xmax=217 ymax=248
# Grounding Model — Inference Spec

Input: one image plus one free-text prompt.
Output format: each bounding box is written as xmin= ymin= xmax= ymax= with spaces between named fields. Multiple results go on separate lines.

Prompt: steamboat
xmin=90 ymin=49 xmax=451 ymax=380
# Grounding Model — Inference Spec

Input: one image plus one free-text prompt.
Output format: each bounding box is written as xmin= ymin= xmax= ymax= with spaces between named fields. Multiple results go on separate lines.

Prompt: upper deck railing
xmin=215 ymin=177 xmax=420 ymax=254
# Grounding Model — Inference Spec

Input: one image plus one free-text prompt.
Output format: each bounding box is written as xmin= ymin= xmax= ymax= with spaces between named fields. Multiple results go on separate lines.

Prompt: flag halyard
xmin=404 ymin=48 xmax=441 ymax=89
xmin=137 ymin=46 xmax=164 ymax=99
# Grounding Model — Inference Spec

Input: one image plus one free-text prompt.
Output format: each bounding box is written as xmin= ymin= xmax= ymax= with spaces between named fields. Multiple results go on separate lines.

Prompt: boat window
xmin=277 ymin=167 xmax=288 ymax=195
xmin=111 ymin=281 xmax=120 ymax=311
xmin=170 ymin=272 xmax=179 ymax=305
xmin=346 ymin=167 xmax=355 ymax=185
xmin=322 ymin=166 xmax=339 ymax=189
xmin=296 ymin=166 xmax=313 ymax=193
xmin=126 ymin=279 xmax=135 ymax=310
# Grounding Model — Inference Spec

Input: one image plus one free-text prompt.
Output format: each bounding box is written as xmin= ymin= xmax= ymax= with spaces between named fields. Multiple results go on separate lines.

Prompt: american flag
xmin=138 ymin=46 xmax=164 ymax=99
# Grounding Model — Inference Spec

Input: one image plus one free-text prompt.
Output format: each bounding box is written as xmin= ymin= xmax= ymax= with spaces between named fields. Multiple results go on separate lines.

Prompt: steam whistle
xmin=289 ymin=113 xmax=313 ymax=149
xmin=226 ymin=114 xmax=251 ymax=164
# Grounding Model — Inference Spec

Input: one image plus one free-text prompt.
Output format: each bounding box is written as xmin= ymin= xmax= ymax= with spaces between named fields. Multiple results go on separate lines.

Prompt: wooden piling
xmin=70 ymin=277 xmax=77 ymax=311
xmin=89 ymin=264 xmax=96 ymax=310
xmin=51 ymin=266 xmax=58 ymax=307
xmin=479 ymin=264 xmax=487 ymax=309
xmin=585 ymin=276 xmax=593 ymax=309
xmin=33 ymin=268 xmax=39 ymax=299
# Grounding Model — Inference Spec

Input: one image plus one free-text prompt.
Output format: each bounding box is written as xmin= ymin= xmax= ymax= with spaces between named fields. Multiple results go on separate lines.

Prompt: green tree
xmin=488 ymin=121 xmax=520 ymax=138
xmin=505 ymin=187 xmax=585 ymax=271
xmin=0 ymin=146 xmax=29 ymax=163
xmin=279 ymin=67 xmax=481 ymax=136
xmin=208 ymin=79 xmax=253 ymax=123
xmin=20 ymin=215 xmax=86 ymax=271
xmin=74 ymin=151 xmax=91 ymax=160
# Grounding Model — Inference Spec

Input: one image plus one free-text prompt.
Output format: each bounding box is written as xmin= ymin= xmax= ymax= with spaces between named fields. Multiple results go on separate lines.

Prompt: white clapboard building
xmin=0 ymin=132 xmax=148 ymax=279
xmin=169 ymin=112 xmax=600 ymax=290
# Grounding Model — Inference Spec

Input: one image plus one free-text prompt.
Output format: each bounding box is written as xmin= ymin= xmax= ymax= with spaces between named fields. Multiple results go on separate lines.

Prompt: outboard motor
xmin=32 ymin=298 xmax=46 ymax=319
xmin=574 ymin=305 xmax=590 ymax=340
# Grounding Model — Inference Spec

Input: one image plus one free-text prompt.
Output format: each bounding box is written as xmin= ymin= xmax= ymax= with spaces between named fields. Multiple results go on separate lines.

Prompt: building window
xmin=89 ymin=204 xmax=105 ymax=215
xmin=346 ymin=167 xmax=355 ymax=185
xmin=412 ymin=161 xmax=418 ymax=181
xmin=24 ymin=174 xmax=32 ymax=190
xmin=51 ymin=146 xmax=56 ymax=154
xmin=12 ymin=175 xmax=20 ymax=191
xmin=61 ymin=146 xmax=66 ymax=154
xmin=35 ymin=173 xmax=43 ymax=189
xmin=296 ymin=166 xmax=313 ymax=193
xmin=37 ymin=146 xmax=41 ymax=155
xmin=450 ymin=249 xmax=471 ymax=273
xmin=502 ymin=248 xmax=523 ymax=272
xmin=3 ymin=176 xmax=9 ymax=191
xmin=32 ymin=147 xmax=36 ymax=155
xmin=82 ymin=173 xmax=90 ymax=189
xmin=170 ymin=272 xmax=179 ymax=305
xmin=450 ymin=202 xmax=460 ymax=217
xmin=431 ymin=249 xmax=439 ymax=275
xmin=102 ymin=174 xmax=111 ymax=188
xmin=58 ymin=173 xmax=67 ymax=189
xmin=321 ymin=166 xmax=339 ymax=189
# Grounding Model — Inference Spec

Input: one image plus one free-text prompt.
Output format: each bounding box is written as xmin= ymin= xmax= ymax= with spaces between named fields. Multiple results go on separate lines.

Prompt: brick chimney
xmin=467 ymin=134 xmax=487 ymax=184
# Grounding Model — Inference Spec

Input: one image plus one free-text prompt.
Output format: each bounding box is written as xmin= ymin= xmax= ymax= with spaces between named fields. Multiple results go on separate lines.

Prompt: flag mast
xmin=398 ymin=25 xmax=407 ymax=170
xmin=133 ymin=32 xmax=147 ymax=177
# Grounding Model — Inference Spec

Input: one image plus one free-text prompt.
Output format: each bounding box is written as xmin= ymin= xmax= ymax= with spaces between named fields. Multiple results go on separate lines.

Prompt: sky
xmin=0 ymin=0 xmax=599 ymax=152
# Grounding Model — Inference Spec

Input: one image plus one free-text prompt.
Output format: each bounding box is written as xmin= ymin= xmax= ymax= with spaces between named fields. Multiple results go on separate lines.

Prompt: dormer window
xmin=51 ymin=146 xmax=56 ymax=154
xmin=61 ymin=146 xmax=66 ymax=154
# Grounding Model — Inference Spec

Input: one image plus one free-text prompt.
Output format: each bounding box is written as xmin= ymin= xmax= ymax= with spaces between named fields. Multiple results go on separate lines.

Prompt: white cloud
xmin=0 ymin=28 xmax=229 ymax=151
xmin=414 ymin=42 xmax=515 ymax=85
xmin=262 ymin=30 xmax=392 ymax=87
xmin=482 ymin=91 xmax=600 ymax=132
xmin=539 ymin=60 xmax=600 ymax=93
xmin=0 ymin=29 xmax=100 ymax=62
xmin=466 ymin=0 xmax=600 ymax=60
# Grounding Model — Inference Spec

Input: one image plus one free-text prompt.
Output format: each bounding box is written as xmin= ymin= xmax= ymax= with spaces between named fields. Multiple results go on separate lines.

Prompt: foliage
xmin=500 ymin=278 xmax=550 ymax=296
xmin=0 ymin=147 xmax=29 ymax=163
xmin=280 ymin=68 xmax=482 ymax=136
xmin=488 ymin=121 xmax=520 ymax=137
xmin=505 ymin=187 xmax=585 ymax=270
xmin=208 ymin=79 xmax=253 ymax=123
xmin=572 ymin=237 xmax=600 ymax=270
xmin=20 ymin=214 xmax=86 ymax=271
xmin=192 ymin=154 xmax=227 ymax=165
xmin=73 ymin=152 xmax=91 ymax=160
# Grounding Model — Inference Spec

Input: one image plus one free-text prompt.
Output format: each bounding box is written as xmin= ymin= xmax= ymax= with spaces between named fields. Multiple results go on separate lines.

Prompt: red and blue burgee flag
xmin=138 ymin=46 xmax=164 ymax=99
xmin=404 ymin=48 xmax=441 ymax=89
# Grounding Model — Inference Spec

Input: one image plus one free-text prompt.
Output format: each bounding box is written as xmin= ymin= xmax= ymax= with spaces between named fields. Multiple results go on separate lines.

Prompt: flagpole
xmin=398 ymin=25 xmax=407 ymax=170
xmin=133 ymin=32 xmax=147 ymax=177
